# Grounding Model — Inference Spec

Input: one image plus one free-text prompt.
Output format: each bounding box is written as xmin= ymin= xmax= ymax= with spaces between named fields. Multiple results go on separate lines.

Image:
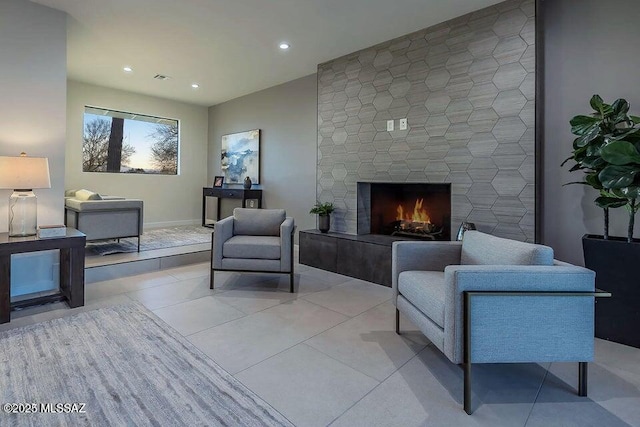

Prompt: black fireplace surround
xmin=357 ymin=182 xmax=451 ymax=241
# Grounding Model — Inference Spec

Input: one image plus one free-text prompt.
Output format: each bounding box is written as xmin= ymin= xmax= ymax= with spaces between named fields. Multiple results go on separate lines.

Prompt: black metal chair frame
xmin=396 ymin=288 xmax=611 ymax=414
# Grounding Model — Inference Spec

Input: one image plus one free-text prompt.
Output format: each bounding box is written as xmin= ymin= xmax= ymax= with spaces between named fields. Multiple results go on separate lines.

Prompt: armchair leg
xmin=463 ymin=290 xmax=473 ymax=414
xmin=289 ymin=230 xmax=295 ymax=293
xmin=464 ymin=362 xmax=472 ymax=415
xmin=578 ymin=362 xmax=588 ymax=397
xmin=137 ymin=237 xmax=141 ymax=252
xmin=395 ymin=308 xmax=400 ymax=334
xmin=210 ymin=271 xmax=214 ymax=290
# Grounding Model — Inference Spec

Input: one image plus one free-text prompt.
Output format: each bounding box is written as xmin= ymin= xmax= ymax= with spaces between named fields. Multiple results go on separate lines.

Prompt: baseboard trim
xmin=144 ymin=219 xmax=200 ymax=230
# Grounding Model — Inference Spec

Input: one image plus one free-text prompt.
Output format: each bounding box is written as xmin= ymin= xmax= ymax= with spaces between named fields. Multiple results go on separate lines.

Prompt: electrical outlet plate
xmin=387 ymin=120 xmax=394 ymax=132
xmin=399 ymin=118 xmax=408 ymax=130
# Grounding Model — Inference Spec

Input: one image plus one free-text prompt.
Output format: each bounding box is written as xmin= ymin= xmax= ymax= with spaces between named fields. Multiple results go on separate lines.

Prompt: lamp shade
xmin=0 ymin=154 xmax=51 ymax=190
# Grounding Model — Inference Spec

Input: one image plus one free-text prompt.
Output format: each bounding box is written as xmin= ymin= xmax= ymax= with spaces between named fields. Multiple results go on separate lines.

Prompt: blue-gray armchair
xmin=392 ymin=231 xmax=602 ymax=414
xmin=211 ymin=208 xmax=296 ymax=292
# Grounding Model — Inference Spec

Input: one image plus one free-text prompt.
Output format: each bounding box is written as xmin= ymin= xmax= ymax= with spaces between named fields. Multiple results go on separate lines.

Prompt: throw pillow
xmin=74 ymin=189 xmax=103 ymax=201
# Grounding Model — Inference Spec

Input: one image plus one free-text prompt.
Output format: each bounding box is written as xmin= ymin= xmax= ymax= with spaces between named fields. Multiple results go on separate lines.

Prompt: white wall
xmin=67 ymin=81 xmax=209 ymax=228
xmin=0 ymin=0 xmax=67 ymax=296
xmin=208 ymin=75 xmax=318 ymax=235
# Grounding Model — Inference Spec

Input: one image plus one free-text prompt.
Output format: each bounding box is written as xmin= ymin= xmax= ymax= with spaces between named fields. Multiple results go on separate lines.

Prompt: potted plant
xmin=310 ymin=202 xmax=335 ymax=233
xmin=564 ymin=95 xmax=640 ymax=347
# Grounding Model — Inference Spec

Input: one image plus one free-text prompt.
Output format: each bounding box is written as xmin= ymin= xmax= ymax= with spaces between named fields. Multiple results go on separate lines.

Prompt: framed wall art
xmin=221 ymin=129 xmax=260 ymax=184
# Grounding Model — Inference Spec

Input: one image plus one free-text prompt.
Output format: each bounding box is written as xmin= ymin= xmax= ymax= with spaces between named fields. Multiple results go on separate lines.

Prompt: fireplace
xmin=357 ymin=182 xmax=451 ymax=241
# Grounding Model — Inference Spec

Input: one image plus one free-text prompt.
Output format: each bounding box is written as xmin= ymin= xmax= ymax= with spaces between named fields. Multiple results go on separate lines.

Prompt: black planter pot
xmin=583 ymin=234 xmax=640 ymax=348
xmin=318 ymin=215 xmax=330 ymax=233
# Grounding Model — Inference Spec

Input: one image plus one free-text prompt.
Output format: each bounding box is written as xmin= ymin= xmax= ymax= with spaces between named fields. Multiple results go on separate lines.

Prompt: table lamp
xmin=0 ymin=152 xmax=51 ymax=236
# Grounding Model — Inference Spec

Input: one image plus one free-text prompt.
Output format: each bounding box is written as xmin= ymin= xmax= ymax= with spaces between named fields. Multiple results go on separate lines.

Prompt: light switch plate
xmin=399 ymin=118 xmax=408 ymax=130
xmin=387 ymin=120 xmax=394 ymax=132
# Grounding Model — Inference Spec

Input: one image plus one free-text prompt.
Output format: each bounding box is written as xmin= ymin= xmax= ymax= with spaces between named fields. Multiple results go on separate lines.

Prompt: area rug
xmin=0 ymin=304 xmax=293 ymax=427
xmin=86 ymin=225 xmax=212 ymax=256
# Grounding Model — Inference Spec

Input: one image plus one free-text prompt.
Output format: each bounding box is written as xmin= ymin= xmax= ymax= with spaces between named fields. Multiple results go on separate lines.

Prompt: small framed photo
xmin=213 ymin=176 xmax=225 ymax=187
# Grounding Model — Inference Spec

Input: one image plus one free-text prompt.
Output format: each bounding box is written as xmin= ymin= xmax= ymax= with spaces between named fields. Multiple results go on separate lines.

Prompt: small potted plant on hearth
xmin=563 ymin=94 xmax=640 ymax=348
xmin=310 ymin=202 xmax=335 ymax=233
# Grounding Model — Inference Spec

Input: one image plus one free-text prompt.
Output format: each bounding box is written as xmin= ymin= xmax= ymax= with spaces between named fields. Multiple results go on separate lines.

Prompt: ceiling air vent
xmin=153 ymin=74 xmax=171 ymax=81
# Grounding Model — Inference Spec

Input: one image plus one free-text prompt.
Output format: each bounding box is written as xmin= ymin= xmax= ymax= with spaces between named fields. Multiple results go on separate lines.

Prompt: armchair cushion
xmin=223 ymin=236 xmax=281 ymax=260
xmin=398 ymin=271 xmax=445 ymax=328
xmin=461 ymin=231 xmax=553 ymax=266
xmin=234 ymin=208 xmax=285 ymax=236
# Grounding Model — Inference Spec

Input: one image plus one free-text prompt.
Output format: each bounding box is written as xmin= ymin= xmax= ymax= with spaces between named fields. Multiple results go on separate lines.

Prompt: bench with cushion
xmin=64 ymin=189 xmax=143 ymax=251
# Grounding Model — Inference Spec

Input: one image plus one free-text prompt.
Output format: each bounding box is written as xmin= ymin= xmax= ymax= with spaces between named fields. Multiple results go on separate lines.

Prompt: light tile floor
xmin=2 ymin=258 xmax=639 ymax=427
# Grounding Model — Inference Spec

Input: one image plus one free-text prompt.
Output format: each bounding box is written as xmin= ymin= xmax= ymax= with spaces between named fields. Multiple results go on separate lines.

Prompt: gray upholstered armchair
xmin=210 ymin=208 xmax=296 ymax=292
xmin=393 ymin=231 xmax=603 ymax=414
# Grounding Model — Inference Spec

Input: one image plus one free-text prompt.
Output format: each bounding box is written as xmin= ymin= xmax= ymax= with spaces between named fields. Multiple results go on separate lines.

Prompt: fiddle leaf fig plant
xmin=563 ymin=95 xmax=640 ymax=242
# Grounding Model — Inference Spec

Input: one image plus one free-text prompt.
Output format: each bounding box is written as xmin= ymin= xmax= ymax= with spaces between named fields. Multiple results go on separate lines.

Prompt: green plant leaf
xmin=611 ymin=187 xmax=640 ymax=200
xmin=581 ymin=156 xmax=606 ymax=170
xmin=595 ymin=196 xmax=627 ymax=209
xmin=570 ymin=116 xmax=600 ymax=136
xmin=574 ymin=125 xmax=601 ymax=147
xmin=601 ymin=141 xmax=640 ymax=165
xmin=599 ymin=165 xmax=639 ymax=189
xmin=611 ymin=98 xmax=630 ymax=117
xmin=590 ymin=95 xmax=604 ymax=111
xmin=590 ymin=95 xmax=613 ymax=117
xmin=585 ymin=173 xmax=603 ymax=189
xmin=630 ymin=115 xmax=640 ymax=124
xmin=310 ymin=201 xmax=335 ymax=215
xmin=608 ymin=127 xmax=640 ymax=141
xmin=563 ymin=181 xmax=589 ymax=186
xmin=560 ymin=156 xmax=574 ymax=167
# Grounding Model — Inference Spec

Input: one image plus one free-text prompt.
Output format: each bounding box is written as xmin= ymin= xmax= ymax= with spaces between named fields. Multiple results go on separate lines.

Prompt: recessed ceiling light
xmin=123 ymin=66 xmax=133 ymax=72
xmin=279 ymin=42 xmax=290 ymax=50
xmin=191 ymin=83 xmax=199 ymax=89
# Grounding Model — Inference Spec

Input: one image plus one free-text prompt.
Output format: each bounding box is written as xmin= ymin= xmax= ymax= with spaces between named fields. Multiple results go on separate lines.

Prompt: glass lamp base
xmin=9 ymin=190 xmax=38 ymax=237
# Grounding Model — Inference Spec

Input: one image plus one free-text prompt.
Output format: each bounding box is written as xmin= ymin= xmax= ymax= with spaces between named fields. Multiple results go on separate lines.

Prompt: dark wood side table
xmin=202 ymin=185 xmax=263 ymax=227
xmin=0 ymin=228 xmax=86 ymax=324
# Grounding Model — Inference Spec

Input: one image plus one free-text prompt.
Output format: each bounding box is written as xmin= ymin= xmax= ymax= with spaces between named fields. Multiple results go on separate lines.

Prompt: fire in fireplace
xmin=357 ymin=182 xmax=451 ymax=241
xmin=393 ymin=198 xmax=443 ymax=239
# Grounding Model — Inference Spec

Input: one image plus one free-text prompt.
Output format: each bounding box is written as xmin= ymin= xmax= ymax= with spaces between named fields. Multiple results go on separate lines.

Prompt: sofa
xmin=392 ymin=231 xmax=601 ymax=414
xmin=211 ymin=208 xmax=295 ymax=292
xmin=64 ymin=190 xmax=144 ymax=251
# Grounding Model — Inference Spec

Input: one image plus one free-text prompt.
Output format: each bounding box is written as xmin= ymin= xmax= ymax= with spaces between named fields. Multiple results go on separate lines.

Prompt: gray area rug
xmin=0 ymin=304 xmax=293 ymax=427
xmin=87 ymin=225 xmax=212 ymax=256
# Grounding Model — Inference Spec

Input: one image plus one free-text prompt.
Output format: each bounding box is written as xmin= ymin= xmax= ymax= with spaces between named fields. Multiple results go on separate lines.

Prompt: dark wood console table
xmin=202 ymin=185 xmax=263 ymax=227
xmin=0 ymin=228 xmax=86 ymax=324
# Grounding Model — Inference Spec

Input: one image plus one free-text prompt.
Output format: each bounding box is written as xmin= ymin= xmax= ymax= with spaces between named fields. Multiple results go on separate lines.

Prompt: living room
xmin=1 ymin=0 xmax=639 ymax=426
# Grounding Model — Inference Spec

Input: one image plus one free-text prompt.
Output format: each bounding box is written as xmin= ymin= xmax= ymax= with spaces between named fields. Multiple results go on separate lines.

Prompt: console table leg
xmin=0 ymin=255 xmax=10 ymax=324
xmin=60 ymin=246 xmax=85 ymax=309
xmin=69 ymin=246 xmax=85 ymax=308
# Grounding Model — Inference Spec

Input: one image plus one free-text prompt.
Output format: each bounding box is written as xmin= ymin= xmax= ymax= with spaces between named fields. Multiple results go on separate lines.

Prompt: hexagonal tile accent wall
xmin=317 ymin=0 xmax=535 ymax=241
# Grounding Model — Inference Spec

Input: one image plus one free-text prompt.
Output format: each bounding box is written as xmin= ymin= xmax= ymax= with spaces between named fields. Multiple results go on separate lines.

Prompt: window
xmin=82 ymin=106 xmax=179 ymax=175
